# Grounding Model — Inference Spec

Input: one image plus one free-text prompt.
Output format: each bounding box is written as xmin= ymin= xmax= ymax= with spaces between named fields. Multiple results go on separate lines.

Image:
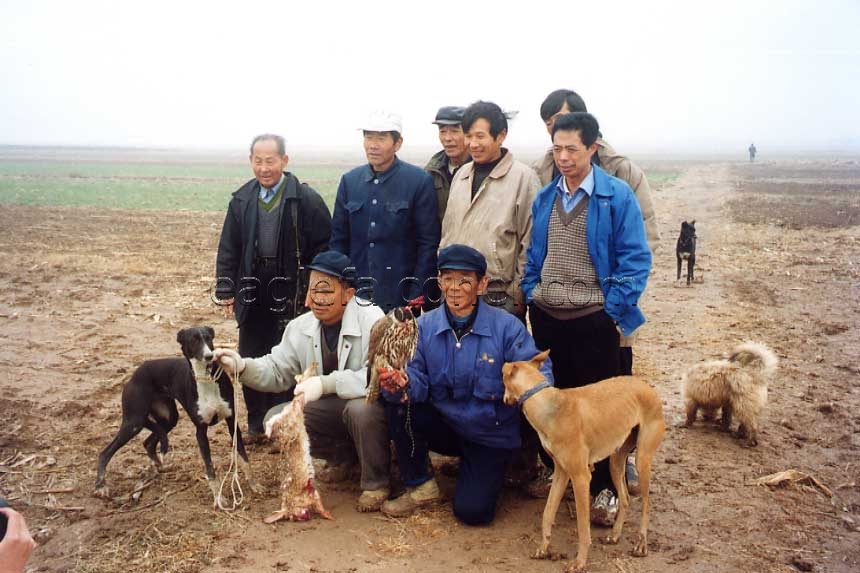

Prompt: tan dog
xmin=681 ymin=341 xmax=777 ymax=446
xmin=502 ymin=351 xmax=665 ymax=573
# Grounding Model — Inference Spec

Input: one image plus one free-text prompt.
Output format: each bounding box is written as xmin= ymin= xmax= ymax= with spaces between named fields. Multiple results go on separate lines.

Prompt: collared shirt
xmin=556 ymin=167 xmax=595 ymax=213
xmin=259 ymin=173 xmax=286 ymax=203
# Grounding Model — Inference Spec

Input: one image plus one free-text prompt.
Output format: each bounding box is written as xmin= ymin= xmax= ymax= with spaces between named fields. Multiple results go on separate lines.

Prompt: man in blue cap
xmin=425 ymin=106 xmax=471 ymax=222
xmin=214 ymin=251 xmax=391 ymax=512
xmin=377 ymin=244 xmax=553 ymax=525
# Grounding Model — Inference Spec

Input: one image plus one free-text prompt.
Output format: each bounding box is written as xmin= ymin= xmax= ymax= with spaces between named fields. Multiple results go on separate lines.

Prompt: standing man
xmin=522 ymin=112 xmax=652 ymax=526
xmin=215 ymin=134 xmax=332 ymax=441
xmin=425 ymin=106 xmax=471 ymax=222
xmin=378 ymin=244 xmax=553 ymax=525
xmin=535 ymin=89 xmax=658 ymax=376
xmin=441 ymin=101 xmax=540 ymax=318
xmin=214 ymin=251 xmax=391 ymax=511
xmin=748 ymin=142 xmax=757 ymax=162
xmin=330 ymin=111 xmax=440 ymax=312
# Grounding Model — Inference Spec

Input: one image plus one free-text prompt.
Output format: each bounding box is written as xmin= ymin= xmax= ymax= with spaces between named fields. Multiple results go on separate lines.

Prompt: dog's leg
xmin=225 ymin=415 xmax=263 ymax=494
xmin=632 ymin=418 xmax=665 ymax=558
xmin=143 ymin=419 xmax=170 ymax=471
xmin=605 ymin=435 xmax=635 ymax=545
xmin=194 ymin=424 xmax=222 ymax=506
xmin=533 ymin=464 xmax=570 ymax=560
xmin=719 ymin=401 xmax=733 ymax=432
xmin=569 ymin=469 xmax=593 ymax=572
xmin=687 ymin=254 xmax=695 ymax=286
xmin=677 ymin=254 xmax=682 ymax=282
xmin=683 ymin=400 xmax=698 ymax=427
xmin=95 ymin=420 xmax=145 ymax=497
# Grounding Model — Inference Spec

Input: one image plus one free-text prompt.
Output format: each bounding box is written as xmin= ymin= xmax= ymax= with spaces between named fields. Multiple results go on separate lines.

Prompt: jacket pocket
xmin=346 ymin=199 xmax=365 ymax=213
xmin=473 ymin=375 xmax=504 ymax=402
xmin=385 ymin=200 xmax=409 ymax=215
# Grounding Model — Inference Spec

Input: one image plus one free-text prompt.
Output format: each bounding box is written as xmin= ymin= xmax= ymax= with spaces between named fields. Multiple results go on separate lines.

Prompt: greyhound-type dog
xmin=95 ymin=326 xmax=252 ymax=505
xmin=502 ymin=351 xmax=665 ymax=573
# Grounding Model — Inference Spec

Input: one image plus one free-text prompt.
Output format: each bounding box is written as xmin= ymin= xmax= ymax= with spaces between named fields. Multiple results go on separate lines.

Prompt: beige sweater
xmin=441 ymin=150 xmax=540 ymax=309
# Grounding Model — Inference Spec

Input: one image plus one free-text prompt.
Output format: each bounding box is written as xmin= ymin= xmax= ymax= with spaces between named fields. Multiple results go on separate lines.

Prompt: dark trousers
xmin=238 ymin=266 xmax=293 ymax=434
xmin=528 ymin=305 xmax=620 ymax=495
xmin=386 ymin=401 xmax=512 ymax=526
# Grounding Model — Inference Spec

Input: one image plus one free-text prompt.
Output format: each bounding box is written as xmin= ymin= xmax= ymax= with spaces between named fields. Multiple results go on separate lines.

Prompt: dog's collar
xmin=517 ymin=379 xmax=551 ymax=406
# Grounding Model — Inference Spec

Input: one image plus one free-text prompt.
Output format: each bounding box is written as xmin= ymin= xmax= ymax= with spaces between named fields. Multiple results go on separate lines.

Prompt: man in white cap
xmin=330 ymin=111 xmax=440 ymax=312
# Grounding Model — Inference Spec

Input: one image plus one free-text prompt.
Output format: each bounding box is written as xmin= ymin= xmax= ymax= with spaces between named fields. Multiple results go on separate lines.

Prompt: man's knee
xmin=342 ymin=399 xmax=385 ymax=431
xmin=453 ymin=495 xmax=496 ymax=526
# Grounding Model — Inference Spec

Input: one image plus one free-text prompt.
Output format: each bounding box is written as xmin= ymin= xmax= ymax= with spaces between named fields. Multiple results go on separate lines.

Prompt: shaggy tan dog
xmin=681 ymin=342 xmax=778 ymax=446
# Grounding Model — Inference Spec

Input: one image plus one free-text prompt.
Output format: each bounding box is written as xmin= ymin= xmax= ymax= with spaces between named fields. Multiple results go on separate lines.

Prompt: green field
xmin=0 ymin=161 xmax=345 ymax=211
xmin=0 ymin=156 xmax=680 ymax=212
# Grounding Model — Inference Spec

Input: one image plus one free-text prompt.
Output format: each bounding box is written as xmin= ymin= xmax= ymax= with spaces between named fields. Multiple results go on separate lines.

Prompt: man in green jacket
xmin=425 ymin=106 xmax=471 ymax=222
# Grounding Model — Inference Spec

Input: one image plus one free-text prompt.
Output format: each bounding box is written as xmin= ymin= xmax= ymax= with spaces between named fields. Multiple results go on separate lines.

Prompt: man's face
xmin=363 ymin=131 xmax=402 ymax=172
xmin=305 ymin=270 xmax=354 ymax=325
xmin=250 ymin=139 xmax=289 ymax=189
xmin=438 ymin=124 xmax=468 ymax=165
xmin=544 ymin=102 xmax=572 ymax=137
xmin=552 ymin=129 xmax=597 ymax=185
xmin=465 ymin=118 xmax=505 ymax=165
xmin=440 ymin=269 xmax=487 ymax=317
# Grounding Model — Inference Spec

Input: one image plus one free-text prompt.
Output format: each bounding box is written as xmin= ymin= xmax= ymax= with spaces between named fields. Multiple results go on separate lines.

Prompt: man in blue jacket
xmin=330 ymin=111 xmax=440 ymax=312
xmin=522 ymin=112 xmax=651 ymax=527
xmin=378 ymin=244 xmax=553 ymax=525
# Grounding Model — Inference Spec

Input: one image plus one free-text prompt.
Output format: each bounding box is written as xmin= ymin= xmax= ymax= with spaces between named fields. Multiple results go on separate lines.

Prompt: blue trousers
xmin=386 ymin=401 xmax=512 ymax=526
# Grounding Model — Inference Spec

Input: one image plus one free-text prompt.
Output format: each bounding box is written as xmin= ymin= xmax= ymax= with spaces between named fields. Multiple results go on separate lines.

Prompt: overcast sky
xmin=1 ymin=0 xmax=858 ymax=154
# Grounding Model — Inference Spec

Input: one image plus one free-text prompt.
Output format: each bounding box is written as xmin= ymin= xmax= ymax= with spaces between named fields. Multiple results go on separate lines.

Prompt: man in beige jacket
xmin=441 ymin=100 xmax=540 ymax=318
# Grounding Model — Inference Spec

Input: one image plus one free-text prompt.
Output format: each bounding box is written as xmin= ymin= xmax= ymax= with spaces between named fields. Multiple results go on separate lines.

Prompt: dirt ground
xmin=1 ymin=158 xmax=859 ymax=573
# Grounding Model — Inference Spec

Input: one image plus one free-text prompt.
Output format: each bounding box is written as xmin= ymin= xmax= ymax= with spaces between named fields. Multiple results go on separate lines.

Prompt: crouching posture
xmin=216 ymin=251 xmax=390 ymax=512
xmin=379 ymin=245 xmax=553 ymax=525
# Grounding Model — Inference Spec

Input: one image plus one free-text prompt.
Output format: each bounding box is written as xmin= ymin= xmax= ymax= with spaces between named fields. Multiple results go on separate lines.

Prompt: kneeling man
xmin=215 ymin=251 xmax=389 ymax=511
xmin=379 ymin=244 xmax=553 ymax=525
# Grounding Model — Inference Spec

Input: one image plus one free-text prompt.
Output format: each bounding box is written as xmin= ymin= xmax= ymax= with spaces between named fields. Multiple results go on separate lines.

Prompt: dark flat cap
xmin=438 ymin=244 xmax=487 ymax=275
xmin=432 ymin=106 xmax=466 ymax=125
xmin=307 ymin=250 xmax=353 ymax=280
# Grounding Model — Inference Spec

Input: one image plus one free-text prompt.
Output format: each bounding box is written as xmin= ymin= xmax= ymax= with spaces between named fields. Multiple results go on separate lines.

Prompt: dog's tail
xmin=728 ymin=342 xmax=778 ymax=377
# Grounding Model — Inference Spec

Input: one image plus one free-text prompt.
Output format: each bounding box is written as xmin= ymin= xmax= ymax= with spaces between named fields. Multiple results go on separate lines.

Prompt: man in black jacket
xmin=215 ymin=134 xmax=332 ymax=439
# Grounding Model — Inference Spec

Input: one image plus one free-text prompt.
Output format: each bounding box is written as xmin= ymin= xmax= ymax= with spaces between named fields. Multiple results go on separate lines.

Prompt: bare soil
xmin=1 ymin=159 xmax=859 ymax=572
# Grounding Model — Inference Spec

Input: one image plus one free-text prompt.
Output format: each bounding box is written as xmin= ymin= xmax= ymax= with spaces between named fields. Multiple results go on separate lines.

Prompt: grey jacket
xmin=241 ymin=297 xmax=384 ymax=399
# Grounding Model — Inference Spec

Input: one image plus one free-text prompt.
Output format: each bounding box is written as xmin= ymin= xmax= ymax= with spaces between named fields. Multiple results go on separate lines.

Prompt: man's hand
xmin=213 ymin=348 xmax=245 ymax=378
xmin=294 ymin=376 xmax=323 ymax=403
xmin=0 ymin=507 xmax=37 ymax=572
xmin=378 ymin=367 xmax=408 ymax=393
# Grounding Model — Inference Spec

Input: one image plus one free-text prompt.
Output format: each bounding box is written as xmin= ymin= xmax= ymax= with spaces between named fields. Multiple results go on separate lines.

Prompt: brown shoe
xmin=356 ymin=488 xmax=390 ymax=513
xmin=380 ymin=479 xmax=441 ymax=518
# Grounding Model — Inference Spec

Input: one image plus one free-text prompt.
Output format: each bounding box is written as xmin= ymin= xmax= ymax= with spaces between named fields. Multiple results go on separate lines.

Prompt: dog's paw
xmin=632 ymin=533 xmax=648 ymax=557
xmin=93 ymin=485 xmax=111 ymax=499
xmin=601 ymin=533 xmax=620 ymax=545
xmin=564 ymin=560 xmax=588 ymax=573
xmin=249 ymin=481 xmax=266 ymax=495
xmin=532 ymin=547 xmax=565 ymax=561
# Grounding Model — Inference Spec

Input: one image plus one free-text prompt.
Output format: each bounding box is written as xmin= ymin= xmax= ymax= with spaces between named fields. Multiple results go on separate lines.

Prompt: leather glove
xmin=378 ymin=367 xmax=408 ymax=393
xmin=213 ymin=348 xmax=246 ymax=377
xmin=294 ymin=376 xmax=323 ymax=403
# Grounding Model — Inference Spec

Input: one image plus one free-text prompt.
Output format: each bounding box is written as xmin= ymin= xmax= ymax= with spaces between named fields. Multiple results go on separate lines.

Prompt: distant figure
xmin=748 ymin=143 xmax=757 ymax=162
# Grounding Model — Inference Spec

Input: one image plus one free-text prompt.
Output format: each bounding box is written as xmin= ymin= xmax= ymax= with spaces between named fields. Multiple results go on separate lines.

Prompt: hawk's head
xmin=390 ymin=306 xmax=416 ymax=336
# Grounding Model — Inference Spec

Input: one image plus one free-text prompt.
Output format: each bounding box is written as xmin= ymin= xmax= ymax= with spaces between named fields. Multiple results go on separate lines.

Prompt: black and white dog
xmin=95 ymin=327 xmax=251 ymax=505
xmin=676 ymin=220 xmax=697 ymax=286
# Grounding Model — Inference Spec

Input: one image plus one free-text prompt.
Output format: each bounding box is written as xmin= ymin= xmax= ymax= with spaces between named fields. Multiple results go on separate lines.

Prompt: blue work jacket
xmin=330 ymin=158 xmax=440 ymax=312
xmin=522 ymin=166 xmax=651 ymax=335
xmin=388 ymin=300 xmax=554 ymax=449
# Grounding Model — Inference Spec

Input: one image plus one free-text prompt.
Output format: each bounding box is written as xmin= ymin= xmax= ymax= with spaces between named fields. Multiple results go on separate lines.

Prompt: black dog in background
xmin=676 ymin=220 xmax=697 ymax=286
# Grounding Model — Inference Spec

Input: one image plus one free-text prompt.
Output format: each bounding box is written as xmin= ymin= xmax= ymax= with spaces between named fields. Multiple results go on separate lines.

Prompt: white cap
xmin=360 ymin=110 xmax=402 ymax=133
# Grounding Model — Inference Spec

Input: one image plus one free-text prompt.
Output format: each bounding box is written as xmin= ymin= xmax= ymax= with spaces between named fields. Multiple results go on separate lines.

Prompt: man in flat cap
xmin=425 ymin=106 xmax=471 ymax=222
xmin=376 ymin=244 xmax=553 ymax=525
xmin=330 ymin=111 xmax=440 ymax=313
xmin=214 ymin=251 xmax=391 ymax=512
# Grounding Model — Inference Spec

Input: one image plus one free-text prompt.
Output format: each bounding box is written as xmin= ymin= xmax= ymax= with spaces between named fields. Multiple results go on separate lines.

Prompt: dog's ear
xmin=690 ymin=220 xmax=696 ymax=227
xmin=531 ymin=349 xmax=551 ymax=366
xmin=176 ymin=329 xmax=188 ymax=345
xmin=205 ymin=326 xmax=215 ymax=340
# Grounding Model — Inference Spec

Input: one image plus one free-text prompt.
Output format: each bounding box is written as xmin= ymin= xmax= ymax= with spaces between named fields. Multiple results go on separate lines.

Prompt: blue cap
xmin=437 ymin=244 xmax=487 ymax=275
xmin=306 ymin=251 xmax=353 ymax=280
